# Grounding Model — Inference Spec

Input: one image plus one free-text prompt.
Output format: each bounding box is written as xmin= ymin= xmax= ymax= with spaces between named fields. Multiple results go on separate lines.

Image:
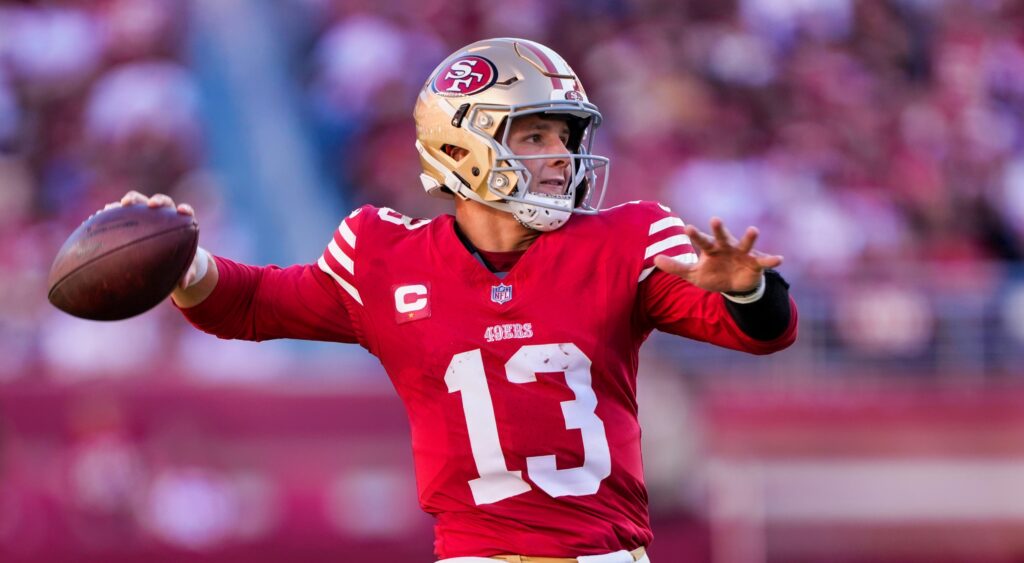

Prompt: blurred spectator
xmin=836 ymin=284 xmax=934 ymax=357
xmin=309 ymin=15 xmax=414 ymax=119
xmin=740 ymin=0 xmax=853 ymax=47
xmin=307 ymin=13 xmax=445 ymax=208
xmin=83 ymin=61 xmax=202 ymax=204
xmin=0 ymin=76 xmax=18 ymax=149
xmin=97 ymin=0 xmax=185 ymax=63
xmin=0 ymin=5 xmax=103 ymax=101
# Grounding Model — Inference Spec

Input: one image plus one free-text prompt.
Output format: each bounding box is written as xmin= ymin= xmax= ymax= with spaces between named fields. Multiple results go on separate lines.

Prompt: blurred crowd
xmin=1 ymin=0 xmax=1023 ymax=376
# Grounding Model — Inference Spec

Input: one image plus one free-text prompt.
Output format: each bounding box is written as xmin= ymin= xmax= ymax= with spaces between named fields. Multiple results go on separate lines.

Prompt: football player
xmin=119 ymin=38 xmax=796 ymax=563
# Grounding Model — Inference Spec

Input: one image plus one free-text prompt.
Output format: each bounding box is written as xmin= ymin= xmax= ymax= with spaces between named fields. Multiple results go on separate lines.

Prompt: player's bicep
xmin=251 ymin=207 xmax=372 ymax=344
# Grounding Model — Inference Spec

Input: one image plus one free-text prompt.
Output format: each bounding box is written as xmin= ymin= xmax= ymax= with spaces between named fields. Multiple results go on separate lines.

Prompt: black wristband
xmin=723 ymin=270 xmax=792 ymax=341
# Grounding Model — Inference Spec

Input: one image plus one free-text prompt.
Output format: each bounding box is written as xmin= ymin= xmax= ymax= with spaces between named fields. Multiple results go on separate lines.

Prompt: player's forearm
xmin=174 ymin=255 xmax=267 ymax=341
xmin=173 ymin=256 xmax=360 ymax=343
xmin=171 ymin=250 xmax=219 ymax=308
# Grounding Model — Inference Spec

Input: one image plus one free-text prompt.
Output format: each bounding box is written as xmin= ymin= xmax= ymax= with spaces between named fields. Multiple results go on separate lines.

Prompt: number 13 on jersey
xmin=445 ymin=343 xmax=612 ymax=505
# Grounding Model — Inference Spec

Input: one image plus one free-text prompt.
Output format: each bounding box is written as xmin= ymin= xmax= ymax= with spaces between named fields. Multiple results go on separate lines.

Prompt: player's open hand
xmin=654 ymin=217 xmax=782 ymax=294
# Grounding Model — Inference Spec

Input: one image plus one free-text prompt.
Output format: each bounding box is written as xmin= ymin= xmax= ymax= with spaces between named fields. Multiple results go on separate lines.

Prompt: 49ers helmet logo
xmin=432 ymin=56 xmax=497 ymax=97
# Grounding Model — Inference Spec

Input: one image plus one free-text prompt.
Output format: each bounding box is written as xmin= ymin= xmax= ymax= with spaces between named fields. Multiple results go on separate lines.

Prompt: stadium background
xmin=1 ymin=0 xmax=1024 ymax=561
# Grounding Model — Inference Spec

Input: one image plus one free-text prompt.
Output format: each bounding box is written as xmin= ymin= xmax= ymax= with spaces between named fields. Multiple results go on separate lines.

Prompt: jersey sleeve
xmin=178 ymin=206 xmax=374 ymax=347
xmin=636 ymin=203 xmax=698 ymax=283
xmin=634 ymin=203 xmax=797 ymax=354
xmin=316 ymin=205 xmax=371 ymax=307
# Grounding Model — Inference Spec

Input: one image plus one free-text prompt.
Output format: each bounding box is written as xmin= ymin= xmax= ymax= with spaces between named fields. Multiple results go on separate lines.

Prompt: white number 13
xmin=444 ymin=343 xmax=611 ymax=505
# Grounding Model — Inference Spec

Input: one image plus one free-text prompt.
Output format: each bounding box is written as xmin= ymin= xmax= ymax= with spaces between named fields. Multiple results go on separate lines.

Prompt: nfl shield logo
xmin=491 ymin=283 xmax=513 ymax=305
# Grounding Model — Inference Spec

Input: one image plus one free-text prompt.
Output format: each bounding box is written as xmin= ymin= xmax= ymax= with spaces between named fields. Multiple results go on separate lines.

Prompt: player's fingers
xmin=121 ymin=190 xmax=148 ymax=206
xmin=756 ymin=254 xmax=783 ymax=269
xmin=685 ymin=225 xmax=714 ymax=252
xmin=654 ymin=254 xmax=696 ymax=278
xmin=149 ymin=193 xmax=175 ymax=208
xmin=737 ymin=227 xmax=759 ymax=254
xmin=103 ymin=202 xmax=121 ymax=211
xmin=710 ymin=217 xmax=736 ymax=246
xmin=177 ymin=203 xmax=195 ymax=217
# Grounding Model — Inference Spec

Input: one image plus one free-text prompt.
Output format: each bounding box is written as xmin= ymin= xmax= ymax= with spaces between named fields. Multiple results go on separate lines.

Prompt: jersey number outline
xmin=444 ymin=343 xmax=611 ymax=505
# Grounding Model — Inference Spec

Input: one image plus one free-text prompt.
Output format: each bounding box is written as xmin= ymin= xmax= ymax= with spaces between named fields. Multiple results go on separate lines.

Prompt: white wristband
xmin=185 ymin=247 xmax=211 ymax=288
xmin=722 ymin=273 xmax=766 ymax=304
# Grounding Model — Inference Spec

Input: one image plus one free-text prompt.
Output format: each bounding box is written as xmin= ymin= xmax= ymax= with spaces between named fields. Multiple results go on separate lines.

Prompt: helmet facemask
xmin=467 ymin=103 xmax=610 ymax=231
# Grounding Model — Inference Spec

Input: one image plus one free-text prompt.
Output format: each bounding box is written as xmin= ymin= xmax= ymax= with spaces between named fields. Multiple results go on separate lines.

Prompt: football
xmin=47 ymin=204 xmax=199 ymax=321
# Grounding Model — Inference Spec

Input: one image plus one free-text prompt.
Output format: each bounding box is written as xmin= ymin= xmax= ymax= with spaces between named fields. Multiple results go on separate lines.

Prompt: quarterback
xmin=116 ymin=38 xmax=797 ymax=563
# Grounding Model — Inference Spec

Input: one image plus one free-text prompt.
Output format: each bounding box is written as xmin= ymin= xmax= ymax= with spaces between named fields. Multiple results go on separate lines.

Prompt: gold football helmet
xmin=414 ymin=38 xmax=609 ymax=231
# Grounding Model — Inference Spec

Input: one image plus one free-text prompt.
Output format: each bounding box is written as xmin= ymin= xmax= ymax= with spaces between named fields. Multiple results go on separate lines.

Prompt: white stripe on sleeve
xmin=327 ymin=239 xmax=355 ymax=275
xmin=318 ymin=256 xmax=363 ymax=305
xmin=649 ymin=216 xmax=685 ymax=235
xmin=644 ymin=234 xmax=692 ymax=259
xmin=339 ymin=220 xmax=356 ymax=249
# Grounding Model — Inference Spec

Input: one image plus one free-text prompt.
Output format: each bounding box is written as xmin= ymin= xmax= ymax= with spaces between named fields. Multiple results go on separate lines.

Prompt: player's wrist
xmin=172 ymin=248 xmax=218 ymax=309
xmin=184 ymin=247 xmax=211 ymax=289
xmin=722 ymin=273 xmax=766 ymax=304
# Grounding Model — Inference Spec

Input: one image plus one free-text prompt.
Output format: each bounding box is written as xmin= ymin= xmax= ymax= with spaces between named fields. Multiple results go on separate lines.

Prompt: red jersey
xmin=181 ymin=201 xmax=797 ymax=558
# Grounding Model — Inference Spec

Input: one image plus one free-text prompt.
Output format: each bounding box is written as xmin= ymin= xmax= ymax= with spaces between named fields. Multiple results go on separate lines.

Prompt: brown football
xmin=47 ymin=204 xmax=199 ymax=321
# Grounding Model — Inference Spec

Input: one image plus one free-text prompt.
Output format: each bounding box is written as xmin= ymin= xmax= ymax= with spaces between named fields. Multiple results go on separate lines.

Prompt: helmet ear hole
xmin=564 ymin=116 xmax=589 ymax=152
xmin=442 ymin=144 xmax=470 ymax=161
xmin=493 ymin=117 xmax=509 ymax=143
